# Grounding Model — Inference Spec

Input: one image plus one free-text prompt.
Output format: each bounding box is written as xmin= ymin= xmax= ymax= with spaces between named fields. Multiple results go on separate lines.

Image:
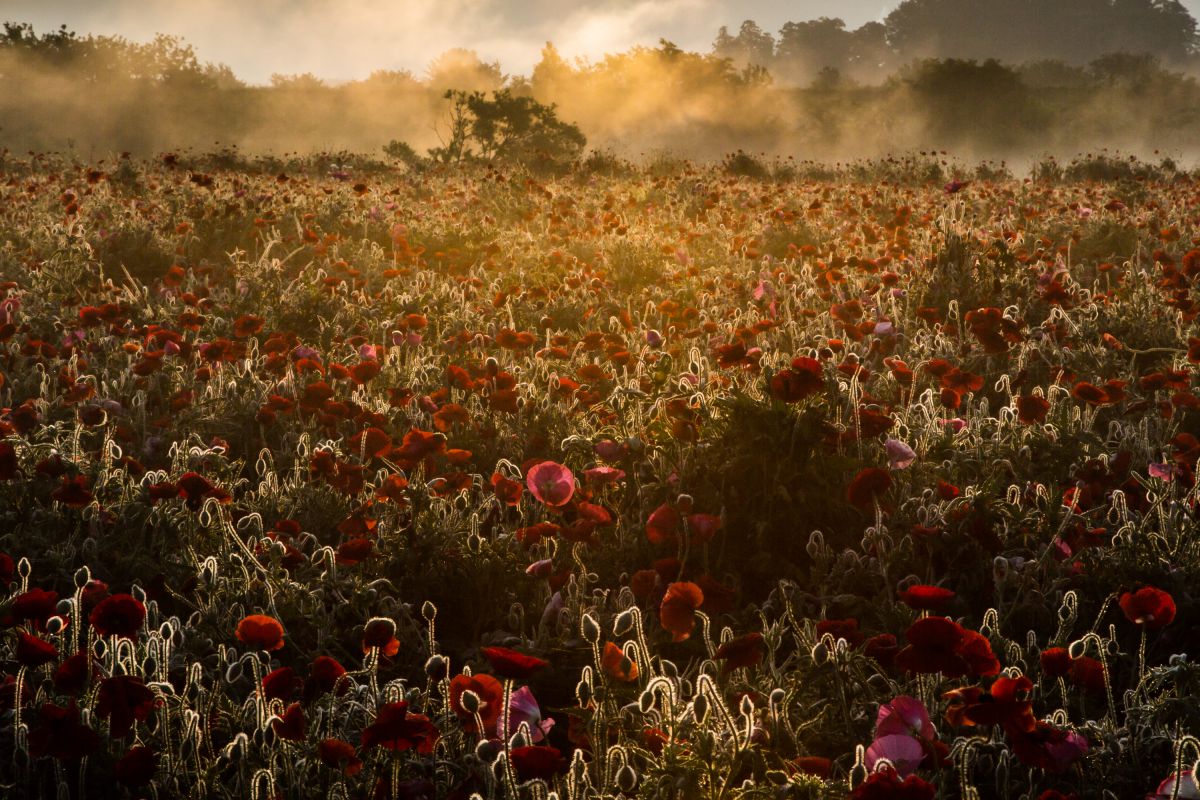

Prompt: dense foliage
xmin=1 ymin=151 xmax=1200 ymax=798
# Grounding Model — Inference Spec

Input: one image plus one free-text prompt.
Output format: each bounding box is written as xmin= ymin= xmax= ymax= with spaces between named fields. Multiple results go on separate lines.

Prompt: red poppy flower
xmin=896 ymin=616 xmax=998 ymax=678
xmin=526 ymin=461 xmax=575 ymax=506
xmin=236 ymin=614 xmax=285 ymax=651
xmin=715 ymin=632 xmax=766 ymax=673
xmin=115 ymin=745 xmax=157 ymax=787
xmin=89 ymin=593 xmax=146 ymax=640
xmin=271 ymin=702 xmax=306 ymax=742
xmin=361 ymin=701 xmax=439 ymax=753
xmin=898 ymin=585 xmax=955 ymax=613
xmin=847 ymin=467 xmax=893 ymax=510
xmin=318 ymin=738 xmax=362 ymax=776
xmin=510 ymin=745 xmax=567 ymax=782
xmin=449 ymin=673 xmax=505 ymax=732
xmin=601 ymin=641 xmax=639 ymax=682
xmin=644 ymin=502 xmax=683 ymax=545
xmin=95 ymin=675 xmax=156 ymax=738
xmin=481 ymin=646 xmax=548 ymax=680
xmin=491 ymin=472 xmax=524 ymax=505
xmin=660 ymin=581 xmax=704 ymax=642
xmin=16 ymin=632 xmax=57 ymax=668
xmin=769 ymin=357 xmax=824 ymax=403
xmin=10 ymin=587 xmax=58 ymax=629
xmin=1119 ymin=586 xmax=1176 ymax=630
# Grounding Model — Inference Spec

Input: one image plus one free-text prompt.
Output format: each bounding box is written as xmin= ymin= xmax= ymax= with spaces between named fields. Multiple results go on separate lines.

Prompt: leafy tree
xmin=429 ymin=89 xmax=585 ymax=170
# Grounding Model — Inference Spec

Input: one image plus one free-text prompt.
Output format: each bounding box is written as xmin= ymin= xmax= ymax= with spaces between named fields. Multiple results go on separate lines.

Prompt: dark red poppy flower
xmin=449 ymin=673 xmax=505 ymax=732
xmin=770 ymin=357 xmax=824 ymax=403
xmin=0 ymin=442 xmax=18 ymax=480
xmin=53 ymin=652 xmax=93 ymax=694
xmin=29 ymin=701 xmax=101 ymax=761
xmin=261 ymin=666 xmax=299 ymax=702
xmin=305 ymin=656 xmax=348 ymax=700
xmin=896 ymin=617 xmax=998 ymax=678
xmin=1039 ymin=647 xmax=1071 ymax=678
xmin=176 ymin=472 xmax=229 ymax=510
xmin=660 ymin=581 xmax=704 ymax=642
xmin=1071 ymin=382 xmax=1109 ymax=406
xmin=361 ymin=701 xmax=440 ymax=753
xmin=89 ymin=593 xmax=146 ymax=640
xmin=271 ymin=702 xmax=306 ymax=742
xmin=15 ymin=632 xmax=57 ymax=668
xmin=850 ymin=764 xmax=936 ymax=800
xmin=318 ymin=738 xmax=362 ymax=776
xmin=95 ymin=675 xmax=156 ymax=738
xmin=815 ymin=618 xmax=864 ymax=648
xmin=715 ymin=632 xmax=765 ymax=673
xmin=10 ymin=588 xmax=59 ymax=629
xmin=1068 ymin=655 xmax=1106 ymax=695
xmin=898 ymin=585 xmax=955 ymax=613
xmin=51 ymin=475 xmax=93 ymax=508
xmin=481 ymin=646 xmax=548 ymax=680
xmin=1119 ymin=586 xmax=1176 ymax=630
xmin=864 ymin=633 xmax=900 ymax=670
xmin=1007 ymin=721 xmax=1088 ymax=773
xmin=847 ymin=468 xmax=893 ymax=510
xmin=236 ymin=614 xmax=285 ymax=651
xmin=115 ymin=745 xmax=157 ymax=787
xmin=510 ymin=745 xmax=567 ymax=782
xmin=115 ymin=744 xmax=157 ymax=787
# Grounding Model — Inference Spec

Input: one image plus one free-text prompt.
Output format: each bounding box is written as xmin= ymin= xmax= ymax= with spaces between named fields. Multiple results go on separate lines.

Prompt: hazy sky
xmin=9 ymin=1 xmax=1200 ymax=85
xmin=6 ymin=0 xmax=895 ymax=83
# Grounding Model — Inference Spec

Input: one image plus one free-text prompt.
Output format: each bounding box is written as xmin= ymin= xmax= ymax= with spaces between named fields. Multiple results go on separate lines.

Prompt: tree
xmin=429 ymin=89 xmax=585 ymax=170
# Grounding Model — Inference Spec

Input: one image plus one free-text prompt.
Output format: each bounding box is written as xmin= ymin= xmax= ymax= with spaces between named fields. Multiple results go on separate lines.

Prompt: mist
xmin=2 ymin=0 xmax=1200 ymax=167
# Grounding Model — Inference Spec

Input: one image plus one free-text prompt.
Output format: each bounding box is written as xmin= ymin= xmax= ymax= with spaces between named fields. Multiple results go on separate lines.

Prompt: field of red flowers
xmin=1 ymin=150 xmax=1199 ymax=799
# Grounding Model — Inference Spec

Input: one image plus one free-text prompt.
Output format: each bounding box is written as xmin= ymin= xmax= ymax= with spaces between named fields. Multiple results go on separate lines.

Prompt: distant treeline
xmin=2 ymin=4 xmax=1200 ymax=164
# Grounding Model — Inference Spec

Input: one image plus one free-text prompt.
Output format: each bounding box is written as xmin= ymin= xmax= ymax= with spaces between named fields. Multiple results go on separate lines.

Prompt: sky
xmin=6 ymin=0 xmax=901 ymax=84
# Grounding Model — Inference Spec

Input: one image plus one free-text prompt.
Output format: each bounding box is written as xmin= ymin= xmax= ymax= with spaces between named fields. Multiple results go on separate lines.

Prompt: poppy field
xmin=3 ymin=150 xmax=1200 ymax=799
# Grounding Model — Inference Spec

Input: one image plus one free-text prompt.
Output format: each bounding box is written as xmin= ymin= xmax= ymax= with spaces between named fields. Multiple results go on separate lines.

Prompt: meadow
xmin=0 ymin=149 xmax=1198 ymax=799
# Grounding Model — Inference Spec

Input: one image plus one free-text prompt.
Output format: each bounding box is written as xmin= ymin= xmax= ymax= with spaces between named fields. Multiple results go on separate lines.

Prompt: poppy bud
xmin=460 ymin=688 xmax=481 ymax=714
xmin=45 ymin=616 xmax=66 ymax=635
xmin=509 ymin=730 xmax=529 ymax=749
xmin=580 ymin=613 xmax=601 ymax=643
xmin=577 ymin=678 xmax=593 ymax=706
xmin=692 ymin=693 xmax=708 ymax=723
xmin=424 ymin=655 xmax=447 ymax=681
xmin=769 ymin=688 xmax=786 ymax=707
xmin=617 ymin=764 xmax=638 ymax=792
xmin=475 ymin=738 xmax=501 ymax=763
xmin=613 ymin=608 xmax=637 ymax=636
xmin=675 ymin=494 xmax=693 ymax=513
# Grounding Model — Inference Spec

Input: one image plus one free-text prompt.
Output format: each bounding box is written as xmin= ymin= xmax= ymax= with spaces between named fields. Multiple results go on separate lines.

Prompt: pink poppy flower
xmin=497 ymin=686 xmax=554 ymax=743
xmin=584 ymin=466 xmax=626 ymax=485
xmin=885 ymin=439 xmax=916 ymax=470
xmin=866 ymin=734 xmax=925 ymax=776
xmin=526 ymin=462 xmax=575 ymax=506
